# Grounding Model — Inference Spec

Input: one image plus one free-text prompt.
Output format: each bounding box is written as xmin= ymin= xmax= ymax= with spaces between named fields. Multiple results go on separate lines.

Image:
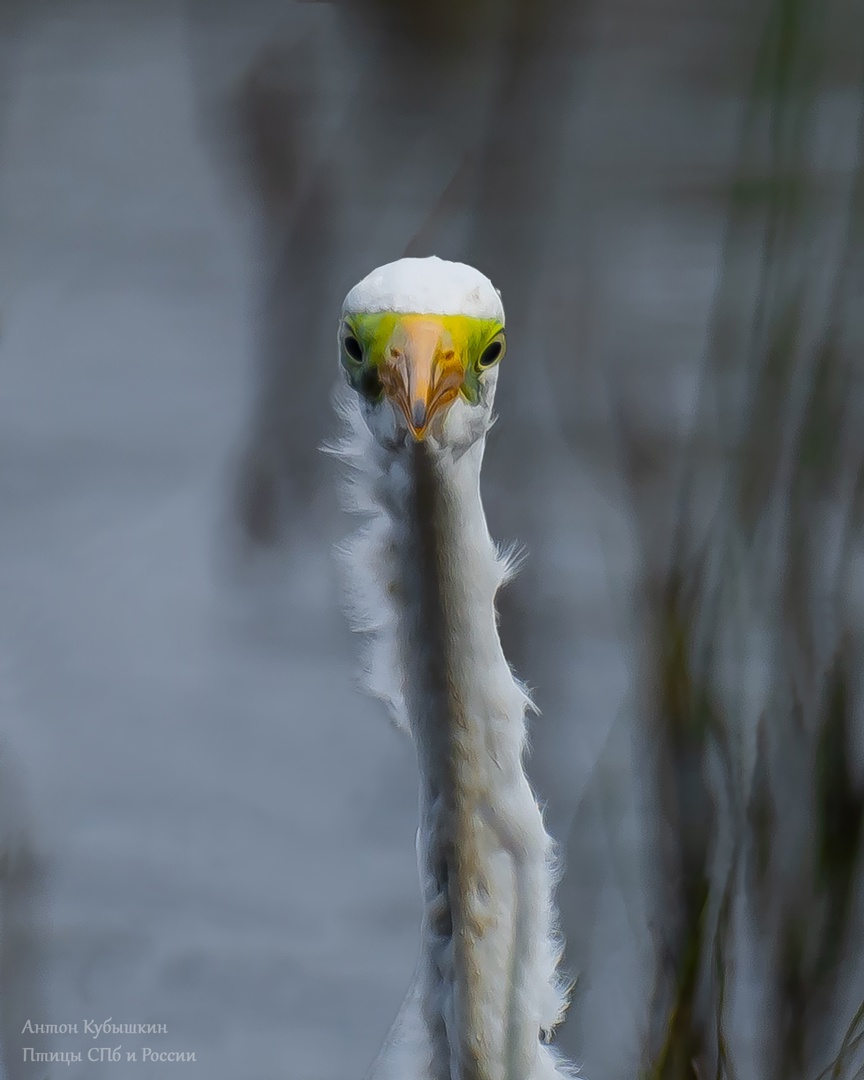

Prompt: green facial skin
xmin=339 ymin=312 xmax=506 ymax=404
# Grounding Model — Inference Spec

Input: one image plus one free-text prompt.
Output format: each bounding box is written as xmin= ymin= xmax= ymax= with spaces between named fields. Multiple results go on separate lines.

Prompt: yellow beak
xmin=378 ymin=316 xmax=465 ymax=440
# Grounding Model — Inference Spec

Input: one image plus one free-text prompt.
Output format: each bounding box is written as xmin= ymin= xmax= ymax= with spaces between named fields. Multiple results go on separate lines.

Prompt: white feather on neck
xmin=328 ymin=390 xmax=576 ymax=1080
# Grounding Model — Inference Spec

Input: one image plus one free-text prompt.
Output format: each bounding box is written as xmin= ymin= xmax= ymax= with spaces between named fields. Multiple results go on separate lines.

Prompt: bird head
xmin=339 ymin=257 xmax=505 ymax=449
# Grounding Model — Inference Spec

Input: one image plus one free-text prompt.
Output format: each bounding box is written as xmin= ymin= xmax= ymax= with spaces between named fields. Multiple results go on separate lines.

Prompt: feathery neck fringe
xmin=329 ymin=391 xmax=577 ymax=1080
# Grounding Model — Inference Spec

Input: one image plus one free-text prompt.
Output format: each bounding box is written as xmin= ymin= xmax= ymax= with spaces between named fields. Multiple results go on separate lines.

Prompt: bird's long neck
xmin=382 ymin=438 xmax=566 ymax=1080
xmin=401 ymin=438 xmax=521 ymax=801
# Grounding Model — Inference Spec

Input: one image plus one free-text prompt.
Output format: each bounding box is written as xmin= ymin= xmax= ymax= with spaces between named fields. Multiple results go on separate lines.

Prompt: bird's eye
xmin=477 ymin=336 xmax=505 ymax=370
xmin=342 ymin=334 xmax=363 ymax=363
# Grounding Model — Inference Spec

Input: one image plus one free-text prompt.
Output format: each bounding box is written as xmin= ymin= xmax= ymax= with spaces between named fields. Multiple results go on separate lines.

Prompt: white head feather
xmin=342 ymin=256 xmax=505 ymax=322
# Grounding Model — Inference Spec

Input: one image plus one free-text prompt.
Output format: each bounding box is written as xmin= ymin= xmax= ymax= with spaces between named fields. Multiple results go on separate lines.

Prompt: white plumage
xmin=342 ymin=256 xmax=505 ymax=322
xmin=330 ymin=257 xmax=577 ymax=1080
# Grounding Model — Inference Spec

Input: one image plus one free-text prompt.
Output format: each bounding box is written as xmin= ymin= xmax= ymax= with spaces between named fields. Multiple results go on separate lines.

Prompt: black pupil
xmin=344 ymin=335 xmax=363 ymax=362
xmin=479 ymin=340 xmax=502 ymax=367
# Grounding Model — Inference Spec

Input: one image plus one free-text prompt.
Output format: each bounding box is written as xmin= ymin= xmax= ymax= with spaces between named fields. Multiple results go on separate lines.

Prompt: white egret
xmin=330 ymin=256 xmax=576 ymax=1080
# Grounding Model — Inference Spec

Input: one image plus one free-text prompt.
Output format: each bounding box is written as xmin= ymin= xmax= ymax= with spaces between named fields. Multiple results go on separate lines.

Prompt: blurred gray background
xmin=0 ymin=1 xmax=862 ymax=1078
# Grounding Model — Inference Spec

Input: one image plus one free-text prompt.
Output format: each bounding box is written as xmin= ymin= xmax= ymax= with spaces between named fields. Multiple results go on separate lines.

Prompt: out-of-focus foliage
xmin=608 ymin=0 xmax=864 ymax=1075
